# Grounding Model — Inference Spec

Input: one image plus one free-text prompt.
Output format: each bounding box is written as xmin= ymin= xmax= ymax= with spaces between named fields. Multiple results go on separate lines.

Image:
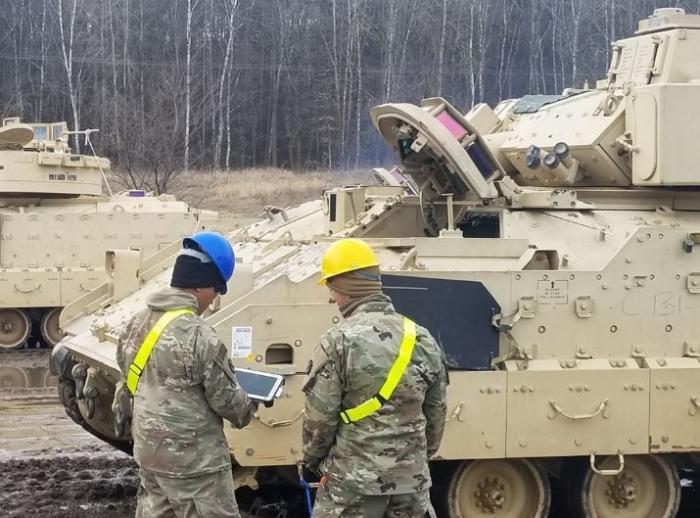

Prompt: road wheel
xmin=0 ymin=309 xmax=31 ymax=349
xmin=40 ymin=307 xmax=64 ymax=348
xmin=442 ymin=459 xmax=551 ymax=517
xmin=41 ymin=368 xmax=57 ymax=388
xmin=0 ymin=366 xmax=30 ymax=388
xmin=574 ymin=455 xmax=680 ymax=517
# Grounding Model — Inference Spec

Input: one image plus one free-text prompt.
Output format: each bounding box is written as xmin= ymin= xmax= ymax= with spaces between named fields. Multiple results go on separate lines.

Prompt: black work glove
xmin=301 ymin=463 xmax=321 ymax=482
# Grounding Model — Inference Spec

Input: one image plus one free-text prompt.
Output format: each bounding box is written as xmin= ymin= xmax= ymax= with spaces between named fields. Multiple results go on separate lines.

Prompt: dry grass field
xmin=168 ymin=168 xmax=372 ymax=216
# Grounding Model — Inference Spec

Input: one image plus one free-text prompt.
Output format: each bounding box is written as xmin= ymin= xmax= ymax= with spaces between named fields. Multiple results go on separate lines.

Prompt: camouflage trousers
xmin=312 ymin=482 xmax=435 ymax=518
xmin=135 ymin=466 xmax=242 ymax=518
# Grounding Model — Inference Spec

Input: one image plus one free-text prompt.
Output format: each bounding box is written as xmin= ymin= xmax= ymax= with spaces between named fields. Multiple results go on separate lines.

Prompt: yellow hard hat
xmin=319 ymin=238 xmax=379 ymax=285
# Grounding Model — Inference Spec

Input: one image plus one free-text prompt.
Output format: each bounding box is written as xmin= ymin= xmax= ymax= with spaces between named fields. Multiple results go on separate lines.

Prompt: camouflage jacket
xmin=116 ymin=287 xmax=255 ymax=478
xmin=302 ymin=294 xmax=447 ymax=495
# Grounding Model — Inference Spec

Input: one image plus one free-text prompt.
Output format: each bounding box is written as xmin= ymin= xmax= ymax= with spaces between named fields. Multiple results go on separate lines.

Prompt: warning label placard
xmin=231 ymin=326 xmax=253 ymax=358
xmin=537 ymin=280 xmax=569 ymax=304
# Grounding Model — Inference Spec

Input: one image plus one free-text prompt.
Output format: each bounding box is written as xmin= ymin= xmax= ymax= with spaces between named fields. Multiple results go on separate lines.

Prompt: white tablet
xmin=235 ymin=367 xmax=284 ymax=403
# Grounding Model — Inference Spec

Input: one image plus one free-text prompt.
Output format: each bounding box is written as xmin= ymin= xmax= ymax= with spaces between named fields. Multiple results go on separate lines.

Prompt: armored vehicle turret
xmin=52 ymin=8 xmax=700 ymax=517
xmin=0 ymin=117 xmax=224 ymax=349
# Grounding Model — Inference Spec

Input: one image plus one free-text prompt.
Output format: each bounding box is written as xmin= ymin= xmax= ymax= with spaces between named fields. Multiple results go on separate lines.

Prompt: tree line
xmin=0 ymin=0 xmax=696 ymax=191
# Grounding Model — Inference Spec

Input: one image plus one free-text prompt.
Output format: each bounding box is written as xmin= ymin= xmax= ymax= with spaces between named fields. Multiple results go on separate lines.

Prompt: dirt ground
xmin=0 ymin=351 xmax=138 ymax=518
xmin=0 ymin=447 xmax=137 ymax=518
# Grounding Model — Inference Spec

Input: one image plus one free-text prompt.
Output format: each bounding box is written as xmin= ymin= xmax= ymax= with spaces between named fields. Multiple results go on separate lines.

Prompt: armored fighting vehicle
xmin=52 ymin=8 xmax=700 ymax=517
xmin=0 ymin=117 xmax=222 ymax=350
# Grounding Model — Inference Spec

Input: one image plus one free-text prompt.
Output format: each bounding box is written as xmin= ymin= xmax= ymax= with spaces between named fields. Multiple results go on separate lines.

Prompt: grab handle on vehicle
xmin=549 ymin=398 xmax=608 ymax=420
xmin=13 ymin=283 xmax=41 ymax=294
xmin=590 ymin=452 xmax=625 ymax=476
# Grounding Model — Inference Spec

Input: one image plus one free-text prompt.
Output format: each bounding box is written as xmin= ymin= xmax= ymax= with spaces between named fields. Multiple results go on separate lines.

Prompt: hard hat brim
xmin=318 ymin=260 xmax=380 ymax=286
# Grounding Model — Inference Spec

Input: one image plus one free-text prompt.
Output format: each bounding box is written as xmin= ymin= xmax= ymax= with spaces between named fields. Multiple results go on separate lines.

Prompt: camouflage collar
xmin=147 ymin=286 xmax=200 ymax=313
xmin=339 ymin=293 xmax=394 ymax=318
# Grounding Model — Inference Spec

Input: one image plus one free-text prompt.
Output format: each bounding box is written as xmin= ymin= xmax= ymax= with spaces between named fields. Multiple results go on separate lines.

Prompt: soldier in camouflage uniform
xmin=303 ymin=238 xmax=448 ymax=518
xmin=116 ymin=232 xmax=255 ymax=518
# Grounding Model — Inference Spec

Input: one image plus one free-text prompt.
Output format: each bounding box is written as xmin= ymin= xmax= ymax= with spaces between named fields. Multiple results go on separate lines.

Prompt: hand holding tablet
xmin=234 ymin=367 xmax=285 ymax=405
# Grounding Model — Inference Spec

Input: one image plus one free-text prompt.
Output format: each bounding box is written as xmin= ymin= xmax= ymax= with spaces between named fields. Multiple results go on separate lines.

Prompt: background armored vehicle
xmin=0 ymin=117 xmax=224 ymax=350
xmin=53 ymin=8 xmax=700 ymax=517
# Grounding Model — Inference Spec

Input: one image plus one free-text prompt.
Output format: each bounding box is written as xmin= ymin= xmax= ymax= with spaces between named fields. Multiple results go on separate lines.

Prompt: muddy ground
xmin=0 ymin=351 xmax=138 ymax=518
xmin=2 ymin=350 xmax=700 ymax=517
xmin=0 ymin=447 xmax=138 ymax=518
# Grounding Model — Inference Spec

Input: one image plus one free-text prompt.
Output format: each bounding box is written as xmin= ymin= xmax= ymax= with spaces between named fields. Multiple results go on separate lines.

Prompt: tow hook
xmin=83 ymin=367 xmax=99 ymax=419
xmin=71 ymin=363 xmax=88 ymax=399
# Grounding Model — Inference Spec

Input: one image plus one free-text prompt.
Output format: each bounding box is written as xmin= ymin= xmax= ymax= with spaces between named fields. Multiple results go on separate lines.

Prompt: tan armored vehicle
xmin=52 ymin=8 xmax=700 ymax=517
xmin=0 ymin=117 xmax=221 ymax=350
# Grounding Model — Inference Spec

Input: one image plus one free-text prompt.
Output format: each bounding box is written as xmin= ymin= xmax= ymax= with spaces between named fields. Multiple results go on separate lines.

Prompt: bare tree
xmin=0 ymin=0 xmax=674 ymax=179
xmin=213 ymin=0 xmax=240 ymax=169
xmin=55 ymin=0 xmax=81 ymax=152
xmin=183 ymin=0 xmax=199 ymax=171
xmin=436 ymin=0 xmax=448 ymax=96
xmin=38 ymin=1 xmax=47 ymax=119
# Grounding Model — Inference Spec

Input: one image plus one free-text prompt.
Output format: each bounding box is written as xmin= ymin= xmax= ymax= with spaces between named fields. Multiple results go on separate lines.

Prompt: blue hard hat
xmin=183 ymin=232 xmax=235 ymax=284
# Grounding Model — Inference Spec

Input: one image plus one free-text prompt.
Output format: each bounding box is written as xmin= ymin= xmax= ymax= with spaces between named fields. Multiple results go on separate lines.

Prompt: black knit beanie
xmin=171 ymin=250 xmax=227 ymax=294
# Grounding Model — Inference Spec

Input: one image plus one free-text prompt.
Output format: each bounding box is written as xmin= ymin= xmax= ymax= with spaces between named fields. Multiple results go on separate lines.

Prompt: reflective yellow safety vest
xmin=339 ymin=317 xmax=417 ymax=424
xmin=126 ymin=308 xmax=195 ymax=394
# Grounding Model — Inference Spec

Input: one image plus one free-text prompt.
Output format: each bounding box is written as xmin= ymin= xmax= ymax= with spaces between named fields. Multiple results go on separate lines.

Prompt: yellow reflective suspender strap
xmin=339 ymin=317 xmax=417 ymax=424
xmin=377 ymin=317 xmax=417 ymax=401
xmin=126 ymin=308 xmax=195 ymax=394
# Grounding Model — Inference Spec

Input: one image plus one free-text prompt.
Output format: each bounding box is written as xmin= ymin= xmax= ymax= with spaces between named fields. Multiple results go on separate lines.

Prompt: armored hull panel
xmin=0 ymin=194 xmax=209 ymax=309
xmin=0 ymin=118 xmax=230 ymax=349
